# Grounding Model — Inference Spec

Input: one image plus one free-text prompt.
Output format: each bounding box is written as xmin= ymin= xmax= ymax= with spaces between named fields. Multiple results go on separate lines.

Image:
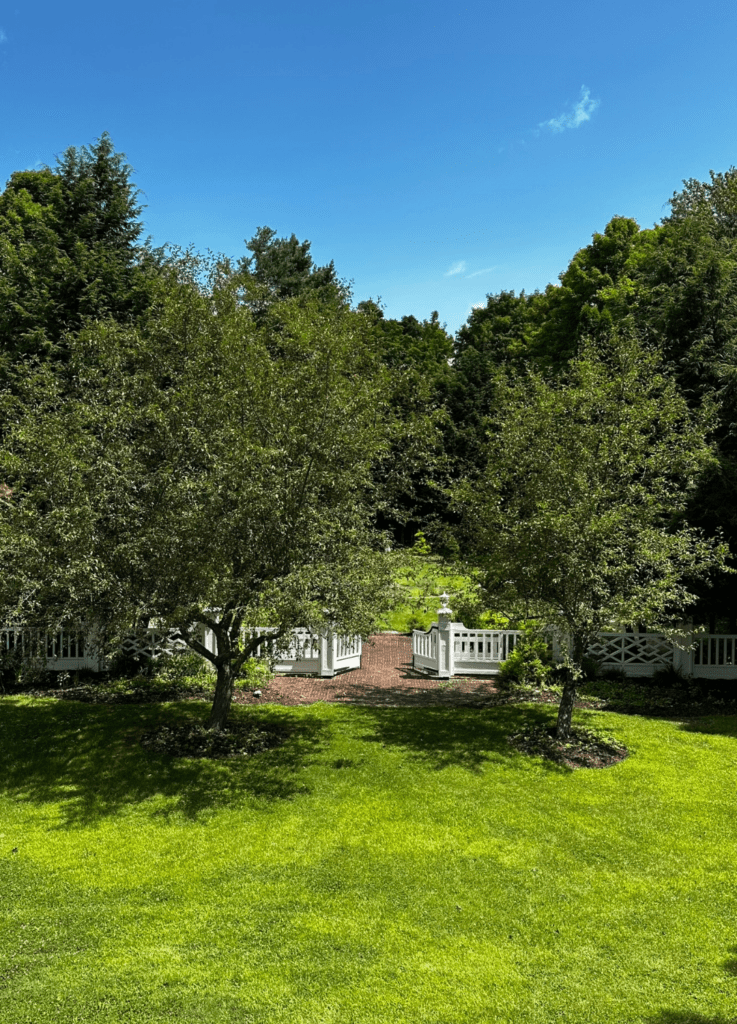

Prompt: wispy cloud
xmin=466 ymin=266 xmax=497 ymax=279
xmin=0 ymin=29 xmax=7 ymax=44
xmin=445 ymin=260 xmax=466 ymax=276
xmin=539 ymin=86 xmax=599 ymax=134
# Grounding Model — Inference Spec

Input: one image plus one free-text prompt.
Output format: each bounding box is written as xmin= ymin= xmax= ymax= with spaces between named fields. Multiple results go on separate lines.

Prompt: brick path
xmin=232 ymin=633 xmax=505 ymax=708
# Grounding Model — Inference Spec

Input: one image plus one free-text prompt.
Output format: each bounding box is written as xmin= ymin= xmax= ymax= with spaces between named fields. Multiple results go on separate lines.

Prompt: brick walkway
xmin=232 ymin=633 xmax=504 ymax=708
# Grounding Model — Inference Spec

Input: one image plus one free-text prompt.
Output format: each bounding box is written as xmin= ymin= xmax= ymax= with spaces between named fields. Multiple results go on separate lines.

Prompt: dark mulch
xmin=508 ymin=725 xmax=629 ymax=770
xmin=140 ymin=721 xmax=285 ymax=759
xmin=41 ymin=683 xmax=213 ymax=704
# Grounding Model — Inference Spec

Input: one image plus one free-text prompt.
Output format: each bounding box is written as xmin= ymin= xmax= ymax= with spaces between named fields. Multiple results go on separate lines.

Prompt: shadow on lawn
xmin=647 ymin=1015 xmax=737 ymax=1024
xmin=646 ymin=947 xmax=737 ymax=1024
xmin=678 ymin=716 xmax=737 ymax=739
xmin=0 ymin=698 xmax=328 ymax=827
xmin=353 ymin=702 xmax=584 ymax=773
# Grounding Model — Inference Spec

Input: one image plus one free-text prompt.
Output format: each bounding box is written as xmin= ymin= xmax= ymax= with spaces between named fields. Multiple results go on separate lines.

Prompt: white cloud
xmin=466 ymin=266 xmax=497 ymax=279
xmin=0 ymin=29 xmax=7 ymax=44
xmin=445 ymin=260 xmax=466 ymax=276
xmin=539 ymin=86 xmax=599 ymax=133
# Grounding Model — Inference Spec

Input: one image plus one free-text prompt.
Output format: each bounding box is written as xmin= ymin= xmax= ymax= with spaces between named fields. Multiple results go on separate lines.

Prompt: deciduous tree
xmin=455 ymin=331 xmax=726 ymax=739
xmin=0 ymin=258 xmax=391 ymax=730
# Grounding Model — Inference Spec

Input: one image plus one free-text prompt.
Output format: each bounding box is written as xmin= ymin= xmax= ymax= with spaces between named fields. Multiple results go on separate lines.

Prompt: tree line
xmin=1 ymin=133 xmax=734 ymax=737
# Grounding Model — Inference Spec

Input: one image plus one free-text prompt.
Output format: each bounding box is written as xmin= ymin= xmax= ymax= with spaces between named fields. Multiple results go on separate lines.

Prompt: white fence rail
xmin=1 ymin=626 xmax=102 ymax=672
xmin=412 ymin=597 xmax=737 ymax=680
xmin=241 ymin=627 xmax=361 ymax=677
xmin=412 ymin=624 xmax=521 ymax=677
xmin=1 ymin=622 xmax=362 ymax=679
xmin=586 ymin=632 xmax=673 ymax=676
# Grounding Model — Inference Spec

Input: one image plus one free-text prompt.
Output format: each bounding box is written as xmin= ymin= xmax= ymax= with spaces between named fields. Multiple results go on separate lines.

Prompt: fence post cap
xmin=437 ymin=593 xmax=453 ymax=628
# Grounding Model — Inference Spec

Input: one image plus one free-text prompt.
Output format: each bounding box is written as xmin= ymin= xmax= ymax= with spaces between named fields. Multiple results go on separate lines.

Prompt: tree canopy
xmin=0 ymin=256 xmax=391 ymax=729
xmin=455 ymin=331 xmax=726 ymax=738
xmin=0 ymin=133 xmax=161 ymax=368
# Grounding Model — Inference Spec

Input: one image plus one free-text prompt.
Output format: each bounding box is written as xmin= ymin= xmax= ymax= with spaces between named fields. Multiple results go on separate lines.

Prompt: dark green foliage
xmin=497 ymin=632 xmax=551 ymax=690
xmin=0 ymin=133 xmax=162 ymax=367
xmin=140 ymin=720 xmax=283 ymax=759
xmin=531 ymin=216 xmax=645 ymax=371
xmin=238 ymin=225 xmax=349 ymax=313
xmin=445 ymin=290 xmax=542 ymax=477
xmin=650 ymin=664 xmax=691 ymax=689
xmin=361 ymin=302 xmax=454 ymax=547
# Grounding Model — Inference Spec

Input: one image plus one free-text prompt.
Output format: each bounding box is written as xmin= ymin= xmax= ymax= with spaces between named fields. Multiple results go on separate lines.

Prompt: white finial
xmin=438 ymin=592 xmax=451 ymax=617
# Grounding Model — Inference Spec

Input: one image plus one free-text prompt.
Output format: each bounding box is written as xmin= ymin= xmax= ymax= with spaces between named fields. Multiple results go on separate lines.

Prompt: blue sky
xmin=1 ymin=0 xmax=736 ymax=333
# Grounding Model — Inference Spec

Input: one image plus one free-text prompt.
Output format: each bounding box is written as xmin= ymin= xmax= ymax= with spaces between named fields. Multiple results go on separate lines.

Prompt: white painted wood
xmin=1 ymin=622 xmax=362 ymax=678
xmin=412 ymin=614 xmax=522 ymax=677
xmin=0 ymin=626 xmax=103 ymax=672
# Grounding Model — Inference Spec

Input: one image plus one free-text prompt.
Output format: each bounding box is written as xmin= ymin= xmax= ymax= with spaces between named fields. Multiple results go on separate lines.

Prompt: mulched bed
xmin=140 ymin=721 xmax=285 ymax=759
xmin=508 ymin=725 xmax=629 ymax=769
xmin=35 ymin=683 xmax=213 ymax=705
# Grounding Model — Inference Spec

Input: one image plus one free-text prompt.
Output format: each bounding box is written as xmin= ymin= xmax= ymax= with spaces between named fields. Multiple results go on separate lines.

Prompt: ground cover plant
xmin=380 ymin=533 xmax=506 ymax=633
xmin=1 ymin=693 xmax=736 ymax=1024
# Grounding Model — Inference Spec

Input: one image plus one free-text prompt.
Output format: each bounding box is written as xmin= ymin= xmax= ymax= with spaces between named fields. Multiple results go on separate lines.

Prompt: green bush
xmin=236 ymin=656 xmax=272 ymax=691
xmin=152 ymin=651 xmax=211 ymax=683
xmin=498 ymin=632 xmax=551 ymax=690
xmin=0 ymin=647 xmax=22 ymax=688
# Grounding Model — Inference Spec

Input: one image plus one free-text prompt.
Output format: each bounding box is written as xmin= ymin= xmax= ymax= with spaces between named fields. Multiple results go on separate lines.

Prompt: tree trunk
xmin=556 ymin=668 xmax=577 ymax=741
xmin=556 ymin=636 xmax=585 ymax=741
xmin=207 ymin=658 xmax=234 ymax=732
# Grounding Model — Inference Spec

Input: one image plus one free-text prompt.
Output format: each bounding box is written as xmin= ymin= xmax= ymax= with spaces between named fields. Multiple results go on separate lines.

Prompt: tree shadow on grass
xmin=678 ymin=715 xmax=737 ymax=739
xmin=352 ymin=703 xmax=571 ymax=773
xmin=723 ymin=946 xmax=737 ymax=976
xmin=646 ymin=1015 xmax=737 ymax=1024
xmin=0 ymin=698 xmax=328 ymax=827
xmin=644 ymin=947 xmax=737 ymax=1024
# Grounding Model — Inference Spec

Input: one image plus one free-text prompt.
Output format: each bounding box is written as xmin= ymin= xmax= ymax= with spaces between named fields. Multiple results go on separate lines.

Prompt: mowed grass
xmin=1 ymin=697 xmax=736 ymax=1024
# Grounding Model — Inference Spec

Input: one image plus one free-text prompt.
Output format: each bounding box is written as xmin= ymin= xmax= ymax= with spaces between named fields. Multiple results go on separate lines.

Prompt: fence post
xmin=320 ymin=631 xmax=335 ymax=677
xmin=436 ymin=594 xmax=454 ymax=678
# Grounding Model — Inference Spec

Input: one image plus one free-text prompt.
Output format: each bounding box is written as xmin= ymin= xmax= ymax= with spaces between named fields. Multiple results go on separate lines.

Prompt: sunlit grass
xmin=379 ymin=548 xmax=479 ymax=632
xmin=1 ymin=695 xmax=736 ymax=1023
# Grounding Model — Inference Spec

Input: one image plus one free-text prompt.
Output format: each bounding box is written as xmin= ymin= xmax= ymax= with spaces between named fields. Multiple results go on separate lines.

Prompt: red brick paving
xmin=232 ymin=633 xmax=506 ymax=708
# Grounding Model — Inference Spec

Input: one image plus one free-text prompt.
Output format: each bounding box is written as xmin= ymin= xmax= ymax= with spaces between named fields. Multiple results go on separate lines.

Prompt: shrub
xmin=236 ymin=656 xmax=272 ymax=691
xmin=152 ymin=651 xmax=212 ymax=685
xmin=107 ymin=650 xmax=154 ymax=679
xmin=0 ymin=647 xmax=22 ymax=689
xmin=498 ymin=631 xmax=551 ymax=690
xmin=580 ymin=655 xmax=603 ymax=681
xmin=651 ymin=664 xmax=690 ymax=690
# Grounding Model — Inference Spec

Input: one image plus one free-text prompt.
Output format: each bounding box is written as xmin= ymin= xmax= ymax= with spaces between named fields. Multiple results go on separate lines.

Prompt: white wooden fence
xmin=585 ymin=632 xmax=673 ymax=677
xmin=412 ymin=621 xmax=522 ymax=677
xmin=0 ymin=626 xmax=102 ymax=672
xmin=2 ymin=622 xmax=362 ymax=679
xmin=412 ymin=596 xmax=522 ymax=678
xmin=228 ymin=627 xmax=361 ymax=677
xmin=412 ymin=596 xmax=737 ymax=681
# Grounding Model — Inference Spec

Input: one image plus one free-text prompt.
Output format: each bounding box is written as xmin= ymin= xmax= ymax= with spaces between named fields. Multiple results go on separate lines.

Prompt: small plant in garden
xmin=140 ymin=719 xmax=284 ymax=759
xmin=152 ymin=651 xmax=214 ymax=688
xmin=497 ymin=630 xmax=551 ymax=690
xmin=508 ymin=723 xmax=628 ymax=769
xmin=236 ymin=656 xmax=273 ymax=692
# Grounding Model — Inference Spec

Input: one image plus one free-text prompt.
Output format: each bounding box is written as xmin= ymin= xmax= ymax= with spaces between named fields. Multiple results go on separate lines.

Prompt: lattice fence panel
xmin=588 ymin=633 xmax=672 ymax=666
xmin=120 ymin=628 xmax=189 ymax=660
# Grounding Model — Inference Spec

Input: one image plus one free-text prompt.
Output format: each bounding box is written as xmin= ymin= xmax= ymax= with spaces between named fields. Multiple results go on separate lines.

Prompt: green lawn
xmin=1 ymin=696 xmax=736 ymax=1023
